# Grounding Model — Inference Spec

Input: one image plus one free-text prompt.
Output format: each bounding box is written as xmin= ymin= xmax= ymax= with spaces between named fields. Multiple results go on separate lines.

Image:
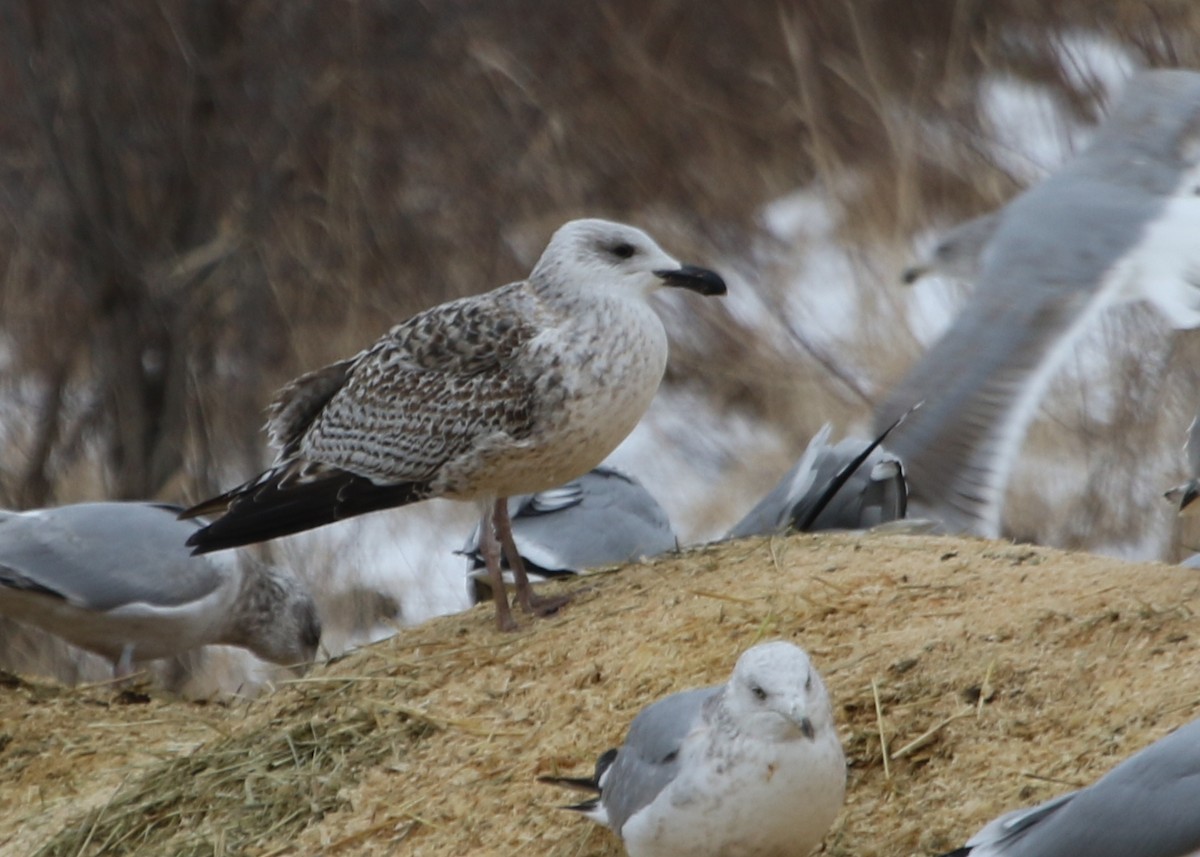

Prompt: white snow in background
xmin=1056 ymin=31 xmax=1138 ymax=101
xmin=603 ymin=387 xmax=790 ymax=542
xmin=979 ymin=35 xmax=1136 ymax=183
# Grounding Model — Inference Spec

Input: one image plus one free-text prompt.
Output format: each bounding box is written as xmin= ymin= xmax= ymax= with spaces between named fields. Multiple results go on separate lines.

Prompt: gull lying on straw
xmin=0 ymin=501 xmax=321 ymax=678
xmin=182 ymin=218 xmax=724 ymax=629
xmin=937 ymin=716 xmax=1200 ymax=857
xmin=460 ymin=465 xmax=676 ymax=603
xmin=540 ymin=640 xmax=846 ymax=857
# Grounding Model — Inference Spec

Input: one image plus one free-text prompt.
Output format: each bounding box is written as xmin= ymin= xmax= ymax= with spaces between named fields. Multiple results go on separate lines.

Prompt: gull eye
xmin=750 ymin=684 xmax=768 ymax=701
xmin=611 ymin=242 xmax=636 ymax=259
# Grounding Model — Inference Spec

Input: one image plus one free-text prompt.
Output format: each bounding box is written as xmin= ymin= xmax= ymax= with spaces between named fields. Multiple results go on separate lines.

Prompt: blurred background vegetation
xmin=3 ymin=0 xmax=1197 ymax=508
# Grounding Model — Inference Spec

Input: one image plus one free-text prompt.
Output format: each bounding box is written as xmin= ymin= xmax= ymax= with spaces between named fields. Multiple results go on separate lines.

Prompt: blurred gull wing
xmin=876 ymin=70 xmax=1200 ymax=537
xmin=1165 ymin=412 xmax=1200 ymax=513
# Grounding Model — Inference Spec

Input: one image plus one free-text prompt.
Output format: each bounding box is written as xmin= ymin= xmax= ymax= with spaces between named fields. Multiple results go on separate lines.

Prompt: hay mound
xmin=2 ymin=531 xmax=1198 ymax=856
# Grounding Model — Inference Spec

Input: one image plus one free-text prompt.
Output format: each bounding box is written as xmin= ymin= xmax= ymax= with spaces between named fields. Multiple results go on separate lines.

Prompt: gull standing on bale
xmin=0 ymin=502 xmax=321 ymax=678
xmin=182 ymin=219 xmax=725 ymax=630
xmin=875 ymin=70 xmax=1200 ymax=537
xmin=460 ymin=465 xmax=677 ymax=604
xmin=539 ymin=640 xmax=846 ymax=857
xmin=937 ymin=716 xmax=1200 ymax=857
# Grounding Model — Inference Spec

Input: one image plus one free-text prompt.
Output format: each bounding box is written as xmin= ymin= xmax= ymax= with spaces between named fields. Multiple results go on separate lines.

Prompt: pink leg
xmin=493 ymin=497 xmax=572 ymax=617
xmin=480 ymin=501 xmax=518 ymax=631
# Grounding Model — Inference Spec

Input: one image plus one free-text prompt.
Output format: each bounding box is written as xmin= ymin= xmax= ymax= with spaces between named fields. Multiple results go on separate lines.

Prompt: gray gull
xmin=726 ymin=423 xmax=907 ymax=539
xmin=540 ymin=640 xmax=846 ymax=857
xmin=937 ymin=716 xmax=1200 ymax=857
xmin=875 ymin=70 xmax=1200 ymax=536
xmin=460 ymin=465 xmax=676 ymax=604
xmin=181 ymin=218 xmax=725 ymax=630
xmin=0 ymin=501 xmax=321 ymax=678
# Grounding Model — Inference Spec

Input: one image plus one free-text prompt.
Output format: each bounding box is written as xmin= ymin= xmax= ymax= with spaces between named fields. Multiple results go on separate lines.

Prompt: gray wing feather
xmin=0 ymin=503 xmax=224 ymax=612
xmin=875 ymin=173 xmax=1162 ymax=535
xmin=1186 ymin=415 xmax=1200 ymax=477
xmin=727 ymin=427 xmax=906 ymax=538
xmin=603 ymin=686 xmax=719 ymax=834
xmin=876 ymin=70 xmax=1200 ymax=536
xmin=959 ymin=718 xmax=1200 ymax=857
xmin=463 ymin=466 xmax=676 ymax=574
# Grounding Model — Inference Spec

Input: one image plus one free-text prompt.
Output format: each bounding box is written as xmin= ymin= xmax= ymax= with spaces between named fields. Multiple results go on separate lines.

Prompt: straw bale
xmin=1 ymin=531 xmax=1198 ymax=855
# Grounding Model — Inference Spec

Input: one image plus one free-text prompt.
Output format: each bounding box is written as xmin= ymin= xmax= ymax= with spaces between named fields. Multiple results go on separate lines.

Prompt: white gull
xmin=540 ymin=640 xmax=846 ymax=857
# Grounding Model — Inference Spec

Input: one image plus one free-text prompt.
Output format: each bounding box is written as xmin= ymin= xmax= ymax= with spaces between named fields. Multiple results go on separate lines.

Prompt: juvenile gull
xmin=540 ymin=640 xmax=846 ymax=857
xmin=726 ymin=423 xmax=907 ymax=539
xmin=875 ymin=70 xmax=1200 ymax=536
xmin=937 ymin=716 xmax=1200 ymax=857
xmin=182 ymin=218 xmax=725 ymax=629
xmin=0 ymin=501 xmax=321 ymax=678
xmin=460 ymin=465 xmax=676 ymax=604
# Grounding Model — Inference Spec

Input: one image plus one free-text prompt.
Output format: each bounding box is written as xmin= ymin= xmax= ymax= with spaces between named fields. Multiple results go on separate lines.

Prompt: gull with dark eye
xmin=539 ymin=640 xmax=845 ymax=856
xmin=180 ymin=218 xmax=725 ymax=631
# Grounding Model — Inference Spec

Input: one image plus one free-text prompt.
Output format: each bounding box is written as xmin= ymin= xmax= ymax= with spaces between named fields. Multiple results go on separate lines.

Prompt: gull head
xmin=531 ymin=218 xmax=726 ymax=300
xmin=238 ymin=564 xmax=324 ymax=673
xmin=724 ymin=640 xmax=833 ymax=741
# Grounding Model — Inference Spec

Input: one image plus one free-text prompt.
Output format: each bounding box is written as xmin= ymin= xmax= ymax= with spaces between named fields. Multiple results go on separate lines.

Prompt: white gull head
xmin=723 ymin=639 xmax=834 ymax=742
xmin=531 ymin=218 xmax=726 ymax=301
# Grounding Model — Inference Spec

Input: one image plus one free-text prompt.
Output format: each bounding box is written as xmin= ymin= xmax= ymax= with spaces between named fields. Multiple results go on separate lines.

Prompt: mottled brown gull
xmin=182 ymin=218 xmax=725 ymax=629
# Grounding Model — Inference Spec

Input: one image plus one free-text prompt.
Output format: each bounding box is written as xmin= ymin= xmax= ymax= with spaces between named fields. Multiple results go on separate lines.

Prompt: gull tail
xmin=794 ymin=403 xmax=919 ymax=531
xmin=180 ymin=463 xmax=430 ymax=554
xmin=538 ymin=747 xmax=617 ymax=823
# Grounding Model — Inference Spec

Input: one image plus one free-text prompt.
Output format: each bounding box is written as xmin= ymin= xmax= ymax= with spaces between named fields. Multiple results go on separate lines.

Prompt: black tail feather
xmin=794 ymin=402 xmax=919 ymax=531
xmin=184 ymin=469 xmax=430 ymax=554
xmin=537 ymin=747 xmax=616 ymax=800
xmin=536 ymin=774 xmax=602 ymax=793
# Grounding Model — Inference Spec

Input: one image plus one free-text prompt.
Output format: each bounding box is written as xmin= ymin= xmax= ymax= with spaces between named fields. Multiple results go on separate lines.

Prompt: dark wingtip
xmin=655 ymin=264 xmax=726 ymax=296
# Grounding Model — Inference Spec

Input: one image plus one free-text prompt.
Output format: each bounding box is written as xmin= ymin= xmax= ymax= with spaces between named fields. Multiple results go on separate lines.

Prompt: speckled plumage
xmin=182 ymin=218 xmax=724 ymax=627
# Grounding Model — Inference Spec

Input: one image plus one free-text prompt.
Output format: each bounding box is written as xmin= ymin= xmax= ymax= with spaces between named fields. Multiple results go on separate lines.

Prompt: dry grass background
xmin=3 ymin=530 xmax=1199 ymax=856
